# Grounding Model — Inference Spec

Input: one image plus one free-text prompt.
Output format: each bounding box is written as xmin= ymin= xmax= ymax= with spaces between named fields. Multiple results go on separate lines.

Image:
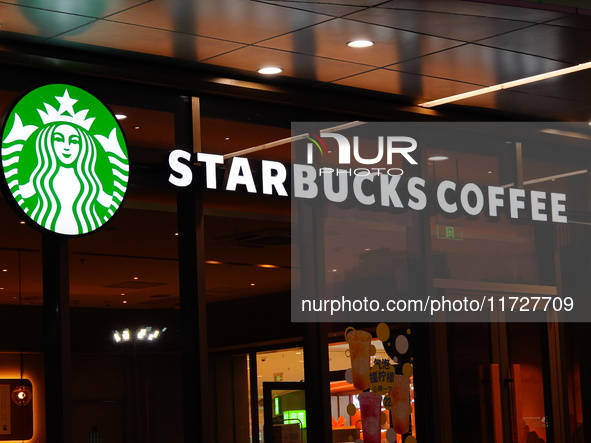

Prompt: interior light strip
xmin=501 ymin=169 xmax=588 ymax=188
xmin=223 ymin=121 xmax=366 ymax=159
xmin=418 ymin=61 xmax=591 ymax=108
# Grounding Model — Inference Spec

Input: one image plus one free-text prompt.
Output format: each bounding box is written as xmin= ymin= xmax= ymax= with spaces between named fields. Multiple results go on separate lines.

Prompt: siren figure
xmin=19 ymin=122 xmax=112 ymax=234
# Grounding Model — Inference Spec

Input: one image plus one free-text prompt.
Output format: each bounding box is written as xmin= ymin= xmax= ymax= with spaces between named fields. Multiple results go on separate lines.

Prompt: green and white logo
xmin=1 ymin=84 xmax=129 ymax=236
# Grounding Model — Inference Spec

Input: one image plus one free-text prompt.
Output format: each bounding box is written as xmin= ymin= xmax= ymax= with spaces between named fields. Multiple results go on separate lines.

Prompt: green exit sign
xmin=436 ymin=224 xmax=463 ymax=241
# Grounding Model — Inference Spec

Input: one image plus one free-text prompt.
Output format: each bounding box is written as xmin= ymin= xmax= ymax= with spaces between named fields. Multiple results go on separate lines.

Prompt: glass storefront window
xmin=257 ymin=348 xmax=305 ymax=442
xmin=329 ymin=336 xmax=417 ymax=443
xmin=0 ymin=194 xmax=43 ymax=441
xmin=427 ymin=137 xmax=551 ymax=286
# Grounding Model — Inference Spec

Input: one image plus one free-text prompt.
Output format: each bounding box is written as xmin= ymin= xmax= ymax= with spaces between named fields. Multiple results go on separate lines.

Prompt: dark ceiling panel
xmin=258 ymin=0 xmax=387 ymax=6
xmin=348 ymin=7 xmax=536 ymax=42
xmin=334 ymin=67 xmax=479 ymax=101
xmin=379 ymin=0 xmax=569 ymax=22
xmin=256 ymin=1 xmax=367 ymax=17
xmin=259 ymin=19 xmax=462 ymax=67
xmin=203 ymin=45 xmax=374 ymax=82
xmin=0 ymin=0 xmax=151 ymax=18
xmin=106 ymin=0 xmax=332 ymax=44
xmin=547 ymin=14 xmax=591 ymax=29
xmin=392 ymin=44 xmax=569 ymax=85
xmin=56 ymin=20 xmax=244 ymax=62
xmin=0 ymin=3 xmax=95 ymax=38
xmin=478 ymin=23 xmax=591 ymax=63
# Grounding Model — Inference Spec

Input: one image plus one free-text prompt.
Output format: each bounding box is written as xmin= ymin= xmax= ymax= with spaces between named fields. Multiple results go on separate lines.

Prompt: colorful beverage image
xmin=358 ymin=392 xmax=382 ymax=443
xmin=391 ymin=374 xmax=410 ymax=434
xmin=347 ymin=329 xmax=372 ymax=391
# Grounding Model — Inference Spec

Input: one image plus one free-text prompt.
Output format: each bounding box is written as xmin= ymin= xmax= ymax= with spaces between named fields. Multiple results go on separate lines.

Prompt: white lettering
xmin=386 ymin=137 xmax=417 ymax=165
xmin=437 ymin=180 xmax=457 ymax=213
xmin=530 ymin=191 xmax=547 ymax=221
xmin=168 ymin=150 xmax=192 ymax=188
xmin=196 ymin=152 xmax=223 ymax=189
xmin=226 ymin=157 xmax=257 ymax=193
xmin=261 ymin=160 xmax=288 ymax=196
xmin=509 ymin=188 xmax=526 ymax=219
xmin=323 ymin=169 xmax=349 ymax=202
xmin=353 ymin=175 xmax=375 ymax=205
xmin=550 ymin=192 xmax=567 ymax=223
xmin=293 ymin=164 xmax=318 ymax=199
xmin=408 ymin=177 xmax=427 ymax=210
xmin=321 ymin=133 xmax=351 ymax=164
xmin=487 ymin=186 xmax=504 ymax=217
xmin=380 ymin=175 xmax=403 ymax=208
xmin=460 ymin=183 xmax=484 ymax=216
xmin=353 ymin=136 xmax=382 ymax=165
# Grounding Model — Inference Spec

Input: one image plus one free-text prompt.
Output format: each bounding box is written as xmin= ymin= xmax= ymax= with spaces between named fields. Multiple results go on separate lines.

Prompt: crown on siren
xmin=37 ymin=89 xmax=95 ymax=131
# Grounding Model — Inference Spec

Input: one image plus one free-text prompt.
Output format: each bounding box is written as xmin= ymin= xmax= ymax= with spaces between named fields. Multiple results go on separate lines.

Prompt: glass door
xmin=263 ymin=382 xmax=307 ymax=443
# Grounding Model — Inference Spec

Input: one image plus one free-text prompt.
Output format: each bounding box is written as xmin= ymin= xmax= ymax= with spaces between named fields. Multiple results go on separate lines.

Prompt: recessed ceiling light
xmin=347 ymin=40 xmax=374 ymax=48
xmin=428 ymin=156 xmax=449 ymax=161
xmin=258 ymin=67 xmax=283 ymax=75
xmin=115 ymin=114 xmax=127 ymax=120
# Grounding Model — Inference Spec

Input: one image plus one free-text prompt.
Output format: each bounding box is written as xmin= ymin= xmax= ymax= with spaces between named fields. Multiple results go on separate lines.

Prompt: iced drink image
xmin=358 ymin=392 xmax=382 ymax=443
xmin=347 ymin=329 xmax=372 ymax=391
xmin=390 ymin=374 xmax=410 ymax=434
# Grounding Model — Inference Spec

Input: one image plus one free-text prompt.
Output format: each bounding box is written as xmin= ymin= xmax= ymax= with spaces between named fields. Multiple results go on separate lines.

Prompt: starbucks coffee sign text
xmin=167 ymin=150 xmax=567 ymax=224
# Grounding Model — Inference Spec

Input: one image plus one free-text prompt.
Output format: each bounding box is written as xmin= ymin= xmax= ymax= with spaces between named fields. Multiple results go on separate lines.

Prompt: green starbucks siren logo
xmin=1 ymin=84 xmax=129 ymax=236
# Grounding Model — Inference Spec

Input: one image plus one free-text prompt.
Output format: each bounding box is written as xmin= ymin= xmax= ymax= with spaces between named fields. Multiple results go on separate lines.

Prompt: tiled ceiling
xmin=1 ymin=0 xmax=591 ymax=120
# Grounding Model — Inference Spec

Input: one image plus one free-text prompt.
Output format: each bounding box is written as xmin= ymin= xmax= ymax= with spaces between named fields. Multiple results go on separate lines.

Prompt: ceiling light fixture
xmin=258 ymin=67 xmax=283 ymax=75
xmin=113 ymin=327 xmax=165 ymax=343
xmin=428 ymin=156 xmax=449 ymax=161
xmin=115 ymin=114 xmax=127 ymax=120
xmin=347 ymin=40 xmax=374 ymax=48
xmin=418 ymin=60 xmax=591 ymax=108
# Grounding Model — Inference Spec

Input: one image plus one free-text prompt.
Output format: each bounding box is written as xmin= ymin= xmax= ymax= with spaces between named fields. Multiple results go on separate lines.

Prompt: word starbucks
xmin=168 ymin=151 xmax=567 ymax=223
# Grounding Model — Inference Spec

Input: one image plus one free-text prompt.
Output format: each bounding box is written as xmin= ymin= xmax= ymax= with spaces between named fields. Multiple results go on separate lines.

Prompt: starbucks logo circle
xmin=1 ymin=84 xmax=129 ymax=236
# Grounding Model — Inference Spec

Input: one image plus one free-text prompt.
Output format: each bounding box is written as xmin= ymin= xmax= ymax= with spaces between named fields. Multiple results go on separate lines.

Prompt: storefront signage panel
xmin=166 ymin=122 xmax=589 ymax=322
xmin=1 ymin=84 xmax=129 ymax=236
xmin=168 ymin=123 xmax=571 ymax=225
